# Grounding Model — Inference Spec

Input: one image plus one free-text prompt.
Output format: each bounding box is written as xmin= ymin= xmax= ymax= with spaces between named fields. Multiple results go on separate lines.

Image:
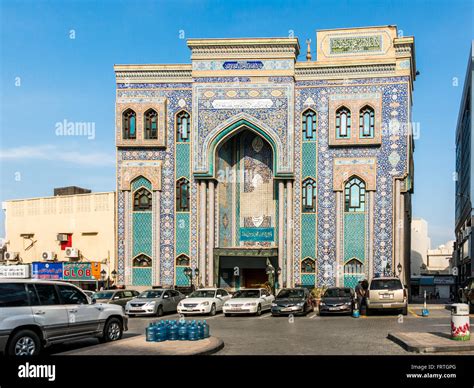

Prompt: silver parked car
xmin=92 ymin=290 xmax=139 ymax=308
xmin=125 ymin=289 xmax=185 ymax=317
xmin=0 ymin=279 xmax=128 ymax=356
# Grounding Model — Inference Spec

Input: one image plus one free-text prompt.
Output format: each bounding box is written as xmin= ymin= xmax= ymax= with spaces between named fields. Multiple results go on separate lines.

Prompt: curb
xmin=58 ymin=335 xmax=225 ymax=356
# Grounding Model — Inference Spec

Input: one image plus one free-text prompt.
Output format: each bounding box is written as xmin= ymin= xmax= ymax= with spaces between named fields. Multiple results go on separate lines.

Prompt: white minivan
xmin=0 ymin=279 xmax=128 ymax=355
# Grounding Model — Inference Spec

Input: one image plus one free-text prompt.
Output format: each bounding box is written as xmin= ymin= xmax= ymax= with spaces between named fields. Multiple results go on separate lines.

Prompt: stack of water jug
xmin=146 ymin=319 xmax=210 ymax=342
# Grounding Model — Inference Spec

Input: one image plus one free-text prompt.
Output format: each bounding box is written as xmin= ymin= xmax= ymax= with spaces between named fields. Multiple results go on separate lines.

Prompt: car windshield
xmin=232 ymin=290 xmax=260 ymax=298
xmin=324 ymin=288 xmax=352 ymax=298
xmin=189 ymin=290 xmax=216 ymax=298
xmin=370 ymin=279 xmax=403 ymax=290
xmin=92 ymin=291 xmax=114 ymax=299
xmin=277 ymin=289 xmax=304 ymax=298
xmin=138 ymin=290 xmax=163 ymax=298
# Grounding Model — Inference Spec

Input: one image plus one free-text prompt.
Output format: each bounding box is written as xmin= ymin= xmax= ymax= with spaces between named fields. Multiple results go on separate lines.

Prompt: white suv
xmin=0 ymin=279 xmax=128 ymax=356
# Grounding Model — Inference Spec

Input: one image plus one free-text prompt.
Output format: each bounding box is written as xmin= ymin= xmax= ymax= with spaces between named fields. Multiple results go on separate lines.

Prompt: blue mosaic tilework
xmin=176 ymin=143 xmax=191 ymax=180
xmin=301 ymin=214 xmax=317 ymax=258
xmin=175 ymin=213 xmax=190 ymax=255
xmin=175 ymin=266 xmax=190 ymax=286
xmin=344 ymin=274 xmax=364 ymax=289
xmin=132 ymin=268 xmax=152 ymax=286
xmin=301 ymin=274 xmax=316 ymax=287
xmin=344 ymin=213 xmax=366 ymax=262
xmin=132 ymin=212 xmax=153 ymax=257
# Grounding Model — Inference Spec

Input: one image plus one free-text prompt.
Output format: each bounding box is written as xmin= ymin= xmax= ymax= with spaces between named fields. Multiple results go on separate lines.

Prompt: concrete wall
xmin=410 ymin=218 xmax=430 ymax=276
xmin=3 ymin=192 xmax=116 ymax=275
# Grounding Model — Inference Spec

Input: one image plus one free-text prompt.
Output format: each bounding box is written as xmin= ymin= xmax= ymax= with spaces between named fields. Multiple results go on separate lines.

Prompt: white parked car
xmin=177 ymin=288 xmax=231 ymax=316
xmin=223 ymin=288 xmax=274 ymax=316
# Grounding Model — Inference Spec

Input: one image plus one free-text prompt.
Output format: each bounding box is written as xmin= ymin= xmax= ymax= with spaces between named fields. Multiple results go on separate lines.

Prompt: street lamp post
xmin=397 ymin=263 xmax=403 ymax=278
xmin=111 ymin=270 xmax=117 ymax=288
xmin=266 ymin=264 xmax=281 ymax=295
xmin=184 ymin=267 xmax=199 ymax=291
xmin=100 ymin=269 xmax=107 ymax=289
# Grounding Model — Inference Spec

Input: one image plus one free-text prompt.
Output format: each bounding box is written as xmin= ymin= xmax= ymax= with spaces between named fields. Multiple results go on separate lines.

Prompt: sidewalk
xmin=59 ymin=335 xmax=224 ymax=356
xmin=388 ymin=332 xmax=474 ymax=353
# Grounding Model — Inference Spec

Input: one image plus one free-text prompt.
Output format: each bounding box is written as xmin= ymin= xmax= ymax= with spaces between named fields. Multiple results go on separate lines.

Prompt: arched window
xmin=301 ymin=258 xmax=316 ymax=273
xmin=359 ymin=106 xmax=375 ymax=138
xmin=344 ymin=177 xmax=366 ymax=212
xmin=176 ymin=178 xmax=190 ymax=211
xmin=133 ymin=188 xmax=152 ymax=211
xmin=176 ymin=111 xmax=190 ymax=142
xmin=144 ymin=109 xmax=158 ymax=140
xmin=336 ymin=106 xmax=351 ymax=138
xmin=176 ymin=254 xmax=190 ymax=266
xmin=302 ymin=109 xmax=317 ymax=140
xmin=133 ymin=254 xmax=152 ymax=267
xmin=302 ymin=178 xmax=316 ymax=212
xmin=123 ymin=109 xmax=136 ymax=139
xmin=344 ymin=259 xmax=364 ymax=274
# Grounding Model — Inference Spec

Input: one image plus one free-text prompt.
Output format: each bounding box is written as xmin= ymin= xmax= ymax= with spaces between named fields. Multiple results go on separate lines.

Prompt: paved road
xmin=49 ymin=305 xmax=474 ymax=356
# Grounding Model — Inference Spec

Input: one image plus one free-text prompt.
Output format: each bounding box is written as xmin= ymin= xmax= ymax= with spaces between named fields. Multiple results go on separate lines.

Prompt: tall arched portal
xmin=214 ymin=129 xmax=278 ymax=289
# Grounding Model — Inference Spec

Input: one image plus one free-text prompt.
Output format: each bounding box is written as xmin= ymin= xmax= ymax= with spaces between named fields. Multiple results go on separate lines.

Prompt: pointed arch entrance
xmin=195 ymin=119 xmax=294 ymax=290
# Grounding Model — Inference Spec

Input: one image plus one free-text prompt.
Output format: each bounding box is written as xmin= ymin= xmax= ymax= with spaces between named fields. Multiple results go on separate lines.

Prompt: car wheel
xmin=209 ymin=304 xmax=216 ymax=316
xmin=402 ymin=306 xmax=408 ymax=316
xmin=470 ymin=302 xmax=474 ymax=314
xmin=156 ymin=305 xmax=164 ymax=317
xmin=255 ymin=304 xmax=262 ymax=316
xmin=100 ymin=317 xmax=123 ymax=343
xmin=366 ymin=307 xmax=371 ymax=316
xmin=8 ymin=330 xmax=41 ymax=356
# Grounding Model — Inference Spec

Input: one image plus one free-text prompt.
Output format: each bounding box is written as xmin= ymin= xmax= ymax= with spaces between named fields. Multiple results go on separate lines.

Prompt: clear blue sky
xmin=0 ymin=0 xmax=473 ymax=246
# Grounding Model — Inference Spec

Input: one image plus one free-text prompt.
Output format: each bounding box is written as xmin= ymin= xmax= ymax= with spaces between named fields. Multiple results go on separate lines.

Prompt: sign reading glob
xmin=63 ymin=262 xmax=101 ymax=281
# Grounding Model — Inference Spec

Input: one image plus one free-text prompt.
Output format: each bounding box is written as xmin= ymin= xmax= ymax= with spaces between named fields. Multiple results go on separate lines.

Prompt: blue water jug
xmin=146 ymin=324 xmax=156 ymax=342
xmin=203 ymin=320 xmax=210 ymax=338
xmin=169 ymin=321 xmax=178 ymax=341
xmin=197 ymin=321 xmax=204 ymax=340
xmin=155 ymin=322 xmax=167 ymax=342
xmin=187 ymin=322 xmax=198 ymax=341
xmin=178 ymin=322 xmax=188 ymax=340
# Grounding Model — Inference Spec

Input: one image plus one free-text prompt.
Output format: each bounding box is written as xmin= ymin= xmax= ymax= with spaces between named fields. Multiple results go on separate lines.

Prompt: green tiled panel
xmin=132 ymin=268 xmax=152 ymax=286
xmin=131 ymin=177 xmax=152 ymax=191
xmin=301 ymin=274 xmax=315 ymax=287
xmin=175 ymin=266 xmax=190 ymax=286
xmin=302 ymin=142 xmax=317 ymax=178
xmin=175 ymin=213 xmax=190 ymax=254
xmin=344 ymin=274 xmax=364 ymax=289
xmin=133 ymin=212 xmax=153 ymax=257
xmin=176 ymin=143 xmax=190 ymax=179
xmin=301 ymin=213 xmax=316 ymax=258
xmin=344 ymin=213 xmax=365 ymax=262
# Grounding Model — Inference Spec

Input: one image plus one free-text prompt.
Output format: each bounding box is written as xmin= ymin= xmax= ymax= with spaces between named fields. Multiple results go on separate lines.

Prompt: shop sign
xmin=240 ymin=227 xmax=274 ymax=242
xmin=63 ymin=263 xmax=93 ymax=281
xmin=0 ymin=264 xmax=30 ymax=279
xmin=32 ymin=262 xmax=63 ymax=280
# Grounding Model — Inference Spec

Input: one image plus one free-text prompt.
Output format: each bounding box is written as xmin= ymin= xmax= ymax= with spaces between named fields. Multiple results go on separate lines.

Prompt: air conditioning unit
xmin=41 ymin=251 xmax=56 ymax=261
xmin=57 ymin=233 xmax=69 ymax=242
xmin=5 ymin=251 xmax=19 ymax=261
xmin=65 ymin=247 xmax=79 ymax=258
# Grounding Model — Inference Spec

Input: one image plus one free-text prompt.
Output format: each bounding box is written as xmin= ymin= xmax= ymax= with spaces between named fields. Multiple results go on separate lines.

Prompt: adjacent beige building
xmin=2 ymin=191 xmax=116 ymax=277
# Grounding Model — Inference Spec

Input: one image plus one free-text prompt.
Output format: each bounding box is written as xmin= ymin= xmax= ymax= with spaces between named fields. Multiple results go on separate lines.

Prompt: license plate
xmin=282 ymin=307 xmax=293 ymax=312
xmin=131 ymin=309 xmax=143 ymax=312
xmin=329 ymin=307 xmax=338 ymax=311
xmin=227 ymin=309 xmax=242 ymax=312
xmin=382 ymin=294 xmax=393 ymax=299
